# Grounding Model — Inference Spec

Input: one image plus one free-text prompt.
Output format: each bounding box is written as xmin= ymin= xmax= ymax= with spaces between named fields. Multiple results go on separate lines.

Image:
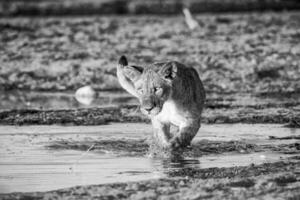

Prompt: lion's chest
xmin=155 ymin=101 xmax=186 ymax=126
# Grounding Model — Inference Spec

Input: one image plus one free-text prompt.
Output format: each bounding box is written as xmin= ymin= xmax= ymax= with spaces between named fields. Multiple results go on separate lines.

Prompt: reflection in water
xmin=150 ymin=148 xmax=202 ymax=171
xmin=150 ymin=151 xmax=295 ymax=179
xmin=159 ymin=157 xmax=201 ymax=170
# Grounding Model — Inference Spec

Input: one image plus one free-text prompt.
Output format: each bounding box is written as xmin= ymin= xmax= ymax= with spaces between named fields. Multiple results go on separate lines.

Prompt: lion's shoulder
xmin=162 ymin=61 xmax=206 ymax=112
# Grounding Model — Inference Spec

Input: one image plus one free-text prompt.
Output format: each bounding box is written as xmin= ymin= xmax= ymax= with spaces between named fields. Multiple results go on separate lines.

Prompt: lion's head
xmin=118 ymin=56 xmax=177 ymax=116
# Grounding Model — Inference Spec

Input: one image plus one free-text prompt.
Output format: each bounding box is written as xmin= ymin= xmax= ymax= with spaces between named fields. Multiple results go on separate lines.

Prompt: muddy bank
xmin=0 ymin=91 xmax=298 ymax=127
xmin=1 ymin=161 xmax=299 ymax=199
xmin=1 ymin=13 xmax=300 ymax=93
xmin=0 ymin=106 xmax=145 ymax=125
xmin=0 ymin=103 xmax=299 ymax=126
xmin=47 ymin=138 xmax=300 ymax=157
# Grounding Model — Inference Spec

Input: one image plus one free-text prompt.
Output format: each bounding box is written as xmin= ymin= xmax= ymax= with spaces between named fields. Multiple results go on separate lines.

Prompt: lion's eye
xmin=154 ymin=87 xmax=163 ymax=95
xmin=137 ymin=88 xmax=144 ymax=94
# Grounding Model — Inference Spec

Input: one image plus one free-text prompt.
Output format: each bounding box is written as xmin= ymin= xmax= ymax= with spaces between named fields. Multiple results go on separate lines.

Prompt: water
xmin=1 ymin=90 xmax=299 ymax=111
xmin=0 ymin=90 xmax=137 ymax=110
xmin=0 ymin=91 xmax=299 ymax=193
xmin=0 ymin=123 xmax=298 ymax=193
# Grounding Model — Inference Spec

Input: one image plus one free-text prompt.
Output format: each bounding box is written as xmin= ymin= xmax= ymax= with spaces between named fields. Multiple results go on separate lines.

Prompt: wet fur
xmin=117 ymin=56 xmax=205 ymax=149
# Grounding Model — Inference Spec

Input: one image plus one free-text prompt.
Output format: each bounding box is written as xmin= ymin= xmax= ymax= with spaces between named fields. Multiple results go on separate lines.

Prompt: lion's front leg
xmin=151 ymin=118 xmax=171 ymax=148
xmin=170 ymin=119 xmax=200 ymax=148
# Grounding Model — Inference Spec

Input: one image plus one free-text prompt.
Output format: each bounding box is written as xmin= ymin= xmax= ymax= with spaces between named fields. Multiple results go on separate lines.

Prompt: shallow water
xmin=0 ymin=123 xmax=299 ymax=193
xmin=0 ymin=90 xmax=137 ymax=110
xmin=1 ymin=90 xmax=299 ymax=111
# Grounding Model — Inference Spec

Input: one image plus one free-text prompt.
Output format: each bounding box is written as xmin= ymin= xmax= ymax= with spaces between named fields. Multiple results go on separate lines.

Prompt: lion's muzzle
xmin=140 ymin=97 xmax=161 ymax=116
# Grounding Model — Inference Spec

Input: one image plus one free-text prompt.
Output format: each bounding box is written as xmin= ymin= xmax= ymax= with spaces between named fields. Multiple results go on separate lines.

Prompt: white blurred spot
xmin=75 ymin=86 xmax=96 ymax=105
xmin=183 ymin=8 xmax=199 ymax=30
xmin=260 ymin=155 xmax=266 ymax=160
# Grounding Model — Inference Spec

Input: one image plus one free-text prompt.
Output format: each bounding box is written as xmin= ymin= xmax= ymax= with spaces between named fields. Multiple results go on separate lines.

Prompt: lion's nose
xmin=141 ymin=98 xmax=156 ymax=113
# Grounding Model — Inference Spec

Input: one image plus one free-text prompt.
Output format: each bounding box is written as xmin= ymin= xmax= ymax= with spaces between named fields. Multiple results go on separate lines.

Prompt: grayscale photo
xmin=0 ymin=0 xmax=299 ymax=199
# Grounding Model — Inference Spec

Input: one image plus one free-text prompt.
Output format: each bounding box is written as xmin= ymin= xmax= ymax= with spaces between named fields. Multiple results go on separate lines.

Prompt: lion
xmin=117 ymin=55 xmax=205 ymax=149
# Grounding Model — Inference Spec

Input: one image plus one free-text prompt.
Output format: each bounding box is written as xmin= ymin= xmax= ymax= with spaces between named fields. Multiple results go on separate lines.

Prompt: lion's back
xmin=172 ymin=62 xmax=206 ymax=113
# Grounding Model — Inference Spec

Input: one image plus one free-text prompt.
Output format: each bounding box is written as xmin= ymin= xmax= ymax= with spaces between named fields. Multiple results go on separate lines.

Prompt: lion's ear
xmin=123 ymin=65 xmax=143 ymax=82
xmin=118 ymin=55 xmax=128 ymax=67
xmin=118 ymin=56 xmax=143 ymax=82
xmin=160 ymin=62 xmax=177 ymax=80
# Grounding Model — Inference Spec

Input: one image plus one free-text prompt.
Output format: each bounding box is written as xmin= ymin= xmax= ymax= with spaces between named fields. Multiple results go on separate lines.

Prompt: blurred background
xmin=1 ymin=0 xmax=300 ymax=15
xmin=0 ymin=0 xmax=299 ymax=112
